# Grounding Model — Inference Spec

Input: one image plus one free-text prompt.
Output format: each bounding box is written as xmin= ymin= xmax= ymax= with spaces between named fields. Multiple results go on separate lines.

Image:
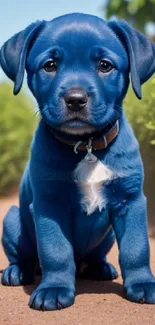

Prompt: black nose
xmin=64 ymin=88 xmax=88 ymax=111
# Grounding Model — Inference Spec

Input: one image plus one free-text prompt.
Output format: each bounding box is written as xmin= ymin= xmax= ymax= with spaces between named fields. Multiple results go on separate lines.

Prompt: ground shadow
xmin=0 ymin=267 xmax=125 ymax=299
xmin=22 ymin=276 xmax=124 ymax=299
xmin=0 ymin=268 xmax=124 ymax=299
xmin=76 ymin=278 xmax=124 ymax=298
xmin=23 ymin=276 xmax=41 ymax=295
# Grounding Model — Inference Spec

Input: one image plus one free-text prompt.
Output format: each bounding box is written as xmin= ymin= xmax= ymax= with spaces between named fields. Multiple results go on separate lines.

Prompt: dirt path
xmin=0 ymin=194 xmax=155 ymax=325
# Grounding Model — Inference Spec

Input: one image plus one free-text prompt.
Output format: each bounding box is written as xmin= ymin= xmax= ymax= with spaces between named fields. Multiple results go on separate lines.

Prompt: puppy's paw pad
xmin=1 ymin=264 xmax=34 ymax=286
xmin=126 ymin=282 xmax=155 ymax=304
xmin=80 ymin=261 xmax=118 ymax=281
xmin=29 ymin=286 xmax=75 ymax=311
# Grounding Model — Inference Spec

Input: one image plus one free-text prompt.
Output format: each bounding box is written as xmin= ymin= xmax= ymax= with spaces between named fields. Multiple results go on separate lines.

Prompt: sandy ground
xmin=0 ymin=194 xmax=155 ymax=325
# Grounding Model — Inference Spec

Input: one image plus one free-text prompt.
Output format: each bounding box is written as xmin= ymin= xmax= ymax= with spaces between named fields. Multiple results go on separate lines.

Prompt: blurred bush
xmin=125 ymin=77 xmax=155 ymax=228
xmin=103 ymin=0 xmax=155 ymax=35
xmin=0 ymin=82 xmax=37 ymax=195
xmin=125 ymin=77 xmax=155 ymax=149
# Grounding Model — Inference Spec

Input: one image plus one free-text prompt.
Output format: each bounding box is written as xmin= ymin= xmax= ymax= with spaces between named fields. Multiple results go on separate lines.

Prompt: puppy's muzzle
xmin=64 ymin=87 xmax=88 ymax=111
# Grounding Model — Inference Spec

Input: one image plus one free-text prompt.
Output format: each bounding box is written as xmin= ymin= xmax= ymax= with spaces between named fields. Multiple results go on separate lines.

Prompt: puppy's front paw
xmin=2 ymin=264 xmax=34 ymax=286
xmin=29 ymin=286 xmax=75 ymax=311
xmin=125 ymin=282 xmax=155 ymax=304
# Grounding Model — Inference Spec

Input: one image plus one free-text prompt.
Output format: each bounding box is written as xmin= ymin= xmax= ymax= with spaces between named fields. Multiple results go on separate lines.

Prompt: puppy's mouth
xmin=55 ymin=119 xmax=96 ymax=135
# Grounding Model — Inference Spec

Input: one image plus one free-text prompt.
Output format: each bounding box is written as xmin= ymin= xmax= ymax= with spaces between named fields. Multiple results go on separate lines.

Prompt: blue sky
xmin=0 ymin=0 xmax=104 ymax=43
xmin=0 ymin=0 xmax=104 ymax=81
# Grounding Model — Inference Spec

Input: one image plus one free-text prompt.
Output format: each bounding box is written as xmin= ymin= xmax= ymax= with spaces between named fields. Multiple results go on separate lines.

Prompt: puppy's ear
xmin=108 ymin=20 xmax=155 ymax=99
xmin=0 ymin=21 xmax=44 ymax=95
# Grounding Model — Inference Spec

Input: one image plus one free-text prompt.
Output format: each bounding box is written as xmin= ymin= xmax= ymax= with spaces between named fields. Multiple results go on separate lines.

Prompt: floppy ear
xmin=108 ymin=20 xmax=155 ymax=99
xmin=0 ymin=21 xmax=44 ymax=95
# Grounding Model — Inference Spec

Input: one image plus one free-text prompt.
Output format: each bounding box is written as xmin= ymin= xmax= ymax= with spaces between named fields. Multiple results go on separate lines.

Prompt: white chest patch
xmin=73 ymin=158 xmax=116 ymax=215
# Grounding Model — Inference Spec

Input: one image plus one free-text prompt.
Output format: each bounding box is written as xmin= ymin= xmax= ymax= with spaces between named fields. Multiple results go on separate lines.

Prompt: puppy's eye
xmin=43 ymin=60 xmax=57 ymax=72
xmin=98 ymin=59 xmax=114 ymax=73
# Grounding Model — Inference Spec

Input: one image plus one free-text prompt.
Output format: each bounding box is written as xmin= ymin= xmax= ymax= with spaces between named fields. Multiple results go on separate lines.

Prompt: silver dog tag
xmin=84 ymin=145 xmax=97 ymax=163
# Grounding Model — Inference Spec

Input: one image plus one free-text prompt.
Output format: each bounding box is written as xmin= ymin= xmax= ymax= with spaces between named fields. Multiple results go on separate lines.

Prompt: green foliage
xmin=146 ymin=120 xmax=155 ymax=145
xmin=103 ymin=0 xmax=155 ymax=33
xmin=125 ymin=77 xmax=155 ymax=225
xmin=0 ymin=82 xmax=37 ymax=194
xmin=124 ymin=75 xmax=155 ymax=221
xmin=125 ymin=77 xmax=155 ymax=150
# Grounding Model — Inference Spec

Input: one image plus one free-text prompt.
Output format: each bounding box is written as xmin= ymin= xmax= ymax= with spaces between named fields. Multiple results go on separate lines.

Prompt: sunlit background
xmin=0 ymin=0 xmax=155 ymax=234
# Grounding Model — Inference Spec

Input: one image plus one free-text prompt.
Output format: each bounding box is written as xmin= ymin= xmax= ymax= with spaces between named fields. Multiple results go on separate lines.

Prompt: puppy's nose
xmin=64 ymin=88 xmax=88 ymax=111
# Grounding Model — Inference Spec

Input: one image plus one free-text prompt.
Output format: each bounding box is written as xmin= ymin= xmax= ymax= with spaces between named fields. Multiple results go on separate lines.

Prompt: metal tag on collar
xmin=84 ymin=138 xmax=97 ymax=163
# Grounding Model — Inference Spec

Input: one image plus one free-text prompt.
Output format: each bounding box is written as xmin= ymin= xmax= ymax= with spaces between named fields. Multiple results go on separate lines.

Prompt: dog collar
xmin=46 ymin=120 xmax=119 ymax=153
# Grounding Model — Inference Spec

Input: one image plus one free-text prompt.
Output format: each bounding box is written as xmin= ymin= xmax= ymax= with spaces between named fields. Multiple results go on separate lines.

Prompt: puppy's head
xmin=1 ymin=13 xmax=155 ymax=136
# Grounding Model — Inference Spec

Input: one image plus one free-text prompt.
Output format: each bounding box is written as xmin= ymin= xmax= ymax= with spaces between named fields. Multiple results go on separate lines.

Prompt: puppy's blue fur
xmin=1 ymin=13 xmax=155 ymax=310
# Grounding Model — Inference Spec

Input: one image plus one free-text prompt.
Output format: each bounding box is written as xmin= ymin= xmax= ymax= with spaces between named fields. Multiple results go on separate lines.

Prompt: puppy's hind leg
xmin=80 ymin=229 xmax=118 ymax=281
xmin=2 ymin=205 xmax=37 ymax=286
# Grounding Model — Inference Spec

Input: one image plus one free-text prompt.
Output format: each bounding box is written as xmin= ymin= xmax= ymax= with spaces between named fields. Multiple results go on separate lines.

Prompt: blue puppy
xmin=1 ymin=13 xmax=155 ymax=311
